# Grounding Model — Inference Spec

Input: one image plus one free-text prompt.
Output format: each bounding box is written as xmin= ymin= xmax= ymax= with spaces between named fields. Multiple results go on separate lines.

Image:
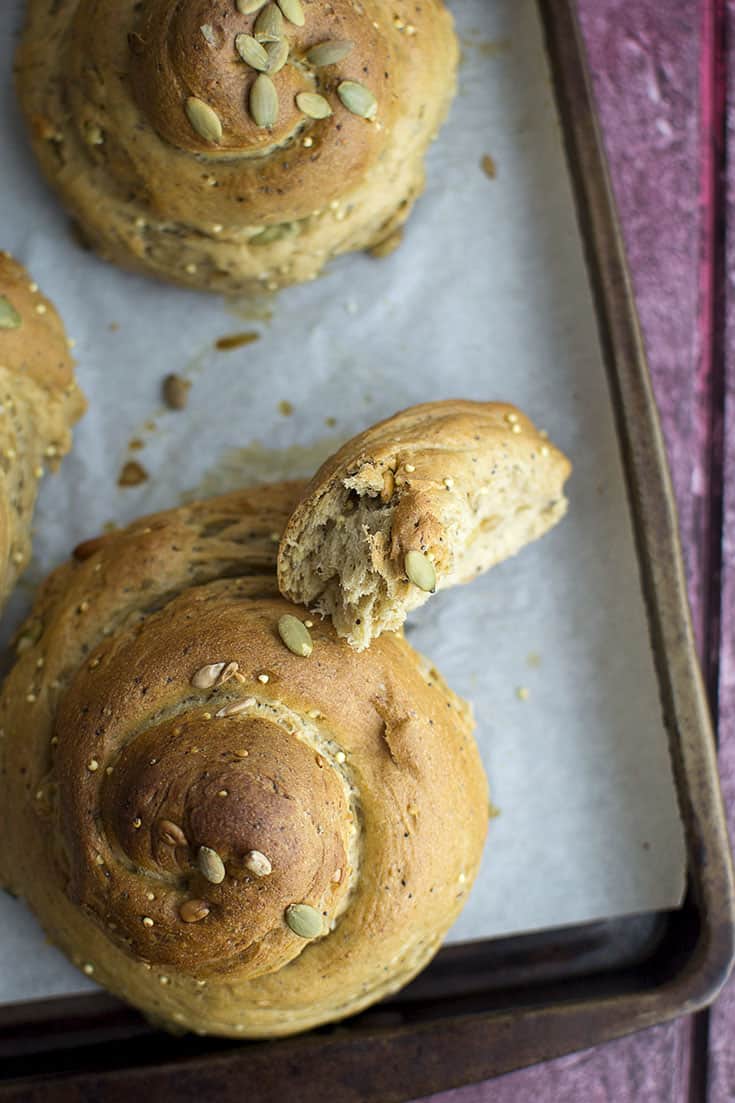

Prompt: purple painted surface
xmin=413 ymin=0 xmax=735 ymax=1100
xmin=709 ymin=1 xmax=735 ymax=1098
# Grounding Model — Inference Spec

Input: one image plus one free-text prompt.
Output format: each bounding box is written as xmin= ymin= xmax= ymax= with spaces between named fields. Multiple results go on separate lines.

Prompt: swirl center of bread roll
xmin=56 ymin=586 xmax=359 ymax=978
xmin=122 ymin=0 xmax=387 ymax=214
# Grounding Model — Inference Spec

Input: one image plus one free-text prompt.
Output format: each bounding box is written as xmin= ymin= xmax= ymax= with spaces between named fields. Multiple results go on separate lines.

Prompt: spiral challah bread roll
xmin=278 ymin=400 xmax=572 ymax=649
xmin=0 ymin=252 xmax=85 ymax=607
xmin=16 ymin=0 xmax=458 ymax=293
xmin=0 ymin=482 xmax=488 ymax=1038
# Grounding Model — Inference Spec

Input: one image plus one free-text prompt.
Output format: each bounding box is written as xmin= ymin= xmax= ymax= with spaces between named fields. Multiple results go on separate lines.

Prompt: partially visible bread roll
xmin=0 ymin=252 xmax=85 ymax=607
xmin=278 ymin=401 xmax=572 ymax=649
xmin=16 ymin=0 xmax=458 ymax=293
xmin=0 ymin=482 xmax=488 ymax=1038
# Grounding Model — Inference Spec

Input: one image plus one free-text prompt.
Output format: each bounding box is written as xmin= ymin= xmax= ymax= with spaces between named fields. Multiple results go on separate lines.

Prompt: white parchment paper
xmin=0 ymin=0 xmax=686 ymax=1002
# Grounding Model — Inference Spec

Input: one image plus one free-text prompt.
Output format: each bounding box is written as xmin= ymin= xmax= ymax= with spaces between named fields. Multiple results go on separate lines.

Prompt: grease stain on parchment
xmin=461 ymin=34 xmax=511 ymax=59
xmin=459 ymin=34 xmax=511 ymax=69
xmin=180 ymin=434 xmax=345 ymax=503
xmin=224 ymin=293 xmax=276 ymax=325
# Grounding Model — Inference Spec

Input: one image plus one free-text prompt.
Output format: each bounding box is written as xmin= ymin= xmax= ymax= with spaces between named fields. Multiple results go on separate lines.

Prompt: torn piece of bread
xmin=278 ymin=400 xmax=572 ymax=650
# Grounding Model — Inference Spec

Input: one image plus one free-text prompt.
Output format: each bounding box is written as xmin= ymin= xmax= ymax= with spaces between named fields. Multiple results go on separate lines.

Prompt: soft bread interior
xmin=283 ymin=461 xmax=569 ymax=651
xmin=288 ymin=486 xmax=399 ymax=649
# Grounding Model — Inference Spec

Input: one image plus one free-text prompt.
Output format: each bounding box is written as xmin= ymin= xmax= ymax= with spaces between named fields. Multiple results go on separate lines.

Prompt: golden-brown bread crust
xmin=15 ymin=0 xmax=458 ymax=293
xmin=278 ymin=400 xmax=572 ymax=648
xmin=0 ymin=482 xmax=488 ymax=1038
xmin=0 ymin=251 xmax=85 ymax=605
